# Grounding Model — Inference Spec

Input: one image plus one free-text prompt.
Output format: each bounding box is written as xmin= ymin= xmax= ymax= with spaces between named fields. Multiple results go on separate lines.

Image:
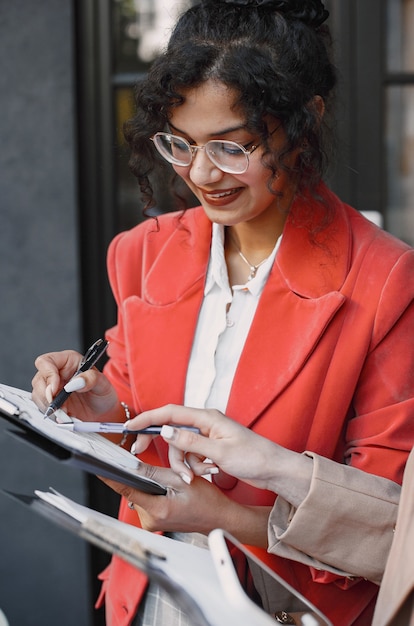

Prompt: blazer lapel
xmin=227 ymin=186 xmax=351 ymax=427
xmin=124 ymin=209 xmax=212 ymax=410
xmin=226 ymin=275 xmax=346 ymax=427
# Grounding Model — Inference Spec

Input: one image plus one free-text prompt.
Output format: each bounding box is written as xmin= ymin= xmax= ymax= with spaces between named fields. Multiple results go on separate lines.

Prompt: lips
xmin=200 ymin=186 xmax=243 ymax=207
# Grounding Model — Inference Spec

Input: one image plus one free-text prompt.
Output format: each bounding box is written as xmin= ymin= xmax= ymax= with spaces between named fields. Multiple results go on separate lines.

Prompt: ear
xmin=310 ymin=95 xmax=325 ymax=124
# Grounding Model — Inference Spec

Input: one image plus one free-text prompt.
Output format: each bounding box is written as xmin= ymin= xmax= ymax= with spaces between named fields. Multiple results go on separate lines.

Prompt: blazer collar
xmin=144 ymin=183 xmax=351 ymax=305
xmin=144 ymin=208 xmax=212 ymax=305
xmin=276 ymin=183 xmax=351 ymax=298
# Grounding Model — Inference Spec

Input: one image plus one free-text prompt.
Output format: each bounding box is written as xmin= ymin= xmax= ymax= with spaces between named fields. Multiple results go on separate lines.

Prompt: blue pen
xmin=56 ymin=422 xmax=200 ymax=435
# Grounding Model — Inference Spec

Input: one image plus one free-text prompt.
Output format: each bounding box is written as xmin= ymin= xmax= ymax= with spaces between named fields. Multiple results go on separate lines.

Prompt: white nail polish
xmin=180 ymin=473 xmax=192 ymax=485
xmin=161 ymin=425 xmax=175 ymax=439
xmin=130 ymin=442 xmax=136 ymax=455
xmin=206 ymin=467 xmax=219 ymax=475
xmin=64 ymin=376 xmax=86 ymax=393
xmin=202 ymin=467 xmax=219 ymax=479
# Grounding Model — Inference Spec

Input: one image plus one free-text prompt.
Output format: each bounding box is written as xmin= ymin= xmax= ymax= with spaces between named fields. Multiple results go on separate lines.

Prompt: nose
xmin=188 ymin=146 xmax=223 ymax=186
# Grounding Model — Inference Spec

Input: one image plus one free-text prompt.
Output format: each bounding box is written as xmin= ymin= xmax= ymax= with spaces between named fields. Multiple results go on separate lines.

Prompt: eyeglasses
xmin=151 ymin=131 xmax=260 ymax=174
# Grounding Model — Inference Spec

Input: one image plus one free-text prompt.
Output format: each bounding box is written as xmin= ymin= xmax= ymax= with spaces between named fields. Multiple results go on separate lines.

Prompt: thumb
xmin=63 ymin=376 xmax=87 ymax=393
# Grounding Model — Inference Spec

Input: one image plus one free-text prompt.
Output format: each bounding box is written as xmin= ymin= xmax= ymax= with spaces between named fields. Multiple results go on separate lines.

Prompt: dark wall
xmin=0 ymin=2 xmax=91 ymax=624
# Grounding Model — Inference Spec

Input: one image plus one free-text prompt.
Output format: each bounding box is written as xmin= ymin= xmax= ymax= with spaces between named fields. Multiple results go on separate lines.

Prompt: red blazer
xmin=97 ymin=184 xmax=414 ymax=626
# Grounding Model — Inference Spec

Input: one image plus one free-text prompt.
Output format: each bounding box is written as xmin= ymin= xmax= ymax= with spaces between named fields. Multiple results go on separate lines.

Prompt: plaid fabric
xmin=132 ymin=532 xmax=209 ymax=626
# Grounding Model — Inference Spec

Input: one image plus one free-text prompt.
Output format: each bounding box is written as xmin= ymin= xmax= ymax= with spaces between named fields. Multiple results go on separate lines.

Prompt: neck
xmin=224 ymin=224 xmax=282 ymax=285
xmin=223 ymin=206 xmax=288 ymax=285
xmin=225 ymin=220 xmax=284 ymax=262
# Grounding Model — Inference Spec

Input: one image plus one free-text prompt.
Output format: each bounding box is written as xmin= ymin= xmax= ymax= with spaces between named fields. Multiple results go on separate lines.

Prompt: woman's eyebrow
xmin=168 ymin=122 xmax=248 ymax=137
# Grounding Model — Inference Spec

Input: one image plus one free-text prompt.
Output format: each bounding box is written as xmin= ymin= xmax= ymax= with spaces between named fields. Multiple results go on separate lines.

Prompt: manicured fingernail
xmin=180 ymin=472 xmax=192 ymax=485
xmin=203 ymin=467 xmax=219 ymax=476
xmin=64 ymin=377 xmax=86 ymax=393
xmin=161 ymin=425 xmax=175 ymax=440
xmin=130 ymin=441 xmax=136 ymax=455
xmin=45 ymin=384 xmax=53 ymax=404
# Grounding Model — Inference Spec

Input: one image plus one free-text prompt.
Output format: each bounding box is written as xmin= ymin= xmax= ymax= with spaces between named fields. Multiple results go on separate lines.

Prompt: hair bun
xmin=221 ymin=0 xmax=329 ymax=28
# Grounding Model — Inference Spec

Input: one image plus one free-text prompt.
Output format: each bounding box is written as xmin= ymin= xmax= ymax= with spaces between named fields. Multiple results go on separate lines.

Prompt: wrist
xmin=224 ymin=504 xmax=271 ymax=548
xmin=265 ymin=449 xmax=313 ymax=507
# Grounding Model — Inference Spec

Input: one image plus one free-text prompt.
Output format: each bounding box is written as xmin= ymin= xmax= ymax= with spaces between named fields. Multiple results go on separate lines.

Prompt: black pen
xmin=44 ymin=338 xmax=109 ymax=419
xmin=55 ymin=422 xmax=200 ymax=435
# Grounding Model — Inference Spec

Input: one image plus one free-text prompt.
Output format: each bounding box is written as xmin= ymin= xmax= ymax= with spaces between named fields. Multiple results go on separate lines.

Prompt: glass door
xmin=385 ymin=0 xmax=414 ymax=245
xmin=112 ymin=0 xmax=196 ymax=230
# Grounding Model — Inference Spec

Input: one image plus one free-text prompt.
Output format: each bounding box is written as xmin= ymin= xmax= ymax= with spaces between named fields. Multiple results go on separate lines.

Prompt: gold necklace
xmin=231 ymin=236 xmax=270 ymax=281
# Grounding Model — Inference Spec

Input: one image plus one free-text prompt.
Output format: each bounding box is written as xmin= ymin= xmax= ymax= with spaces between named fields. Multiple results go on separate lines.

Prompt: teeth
xmin=209 ymin=189 xmax=237 ymax=198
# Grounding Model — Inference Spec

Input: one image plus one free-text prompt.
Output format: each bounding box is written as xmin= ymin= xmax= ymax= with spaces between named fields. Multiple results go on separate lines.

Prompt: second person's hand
xmin=126 ymin=405 xmax=314 ymax=507
xmin=126 ymin=404 xmax=278 ymax=488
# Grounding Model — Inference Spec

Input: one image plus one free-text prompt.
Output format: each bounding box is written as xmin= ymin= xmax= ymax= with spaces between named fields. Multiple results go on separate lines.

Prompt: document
xmin=0 ymin=383 xmax=166 ymax=495
xmin=6 ymin=487 xmax=332 ymax=626
xmin=1 ymin=385 xmax=331 ymax=626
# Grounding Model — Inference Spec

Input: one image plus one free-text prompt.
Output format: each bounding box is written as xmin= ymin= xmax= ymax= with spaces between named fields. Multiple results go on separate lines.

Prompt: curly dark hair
xmin=123 ymin=0 xmax=337 ymax=214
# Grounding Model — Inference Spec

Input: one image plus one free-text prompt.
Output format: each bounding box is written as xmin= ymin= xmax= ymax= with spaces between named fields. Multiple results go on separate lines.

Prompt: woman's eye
xmin=171 ymin=140 xmax=188 ymax=153
xmin=216 ymin=142 xmax=244 ymax=156
xmin=225 ymin=145 xmax=243 ymax=155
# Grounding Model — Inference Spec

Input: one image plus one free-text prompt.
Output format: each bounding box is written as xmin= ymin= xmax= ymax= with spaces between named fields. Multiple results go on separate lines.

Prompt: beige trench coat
xmin=268 ymin=448 xmax=414 ymax=625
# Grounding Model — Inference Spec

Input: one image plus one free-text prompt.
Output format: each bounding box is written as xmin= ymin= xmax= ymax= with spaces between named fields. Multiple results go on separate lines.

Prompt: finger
xmin=69 ymin=368 xmax=110 ymax=395
xmin=34 ymin=351 xmax=82 ymax=380
xmin=63 ymin=376 xmax=87 ymax=393
xmin=127 ymin=404 xmax=213 ymax=432
xmin=130 ymin=434 xmax=153 ymax=455
xmin=31 ymin=368 xmax=62 ymax=411
xmin=32 ymin=365 xmax=59 ymax=406
xmin=161 ymin=424 xmax=221 ymax=462
xmin=99 ymin=462 xmax=187 ymax=500
xmin=167 ymin=444 xmax=194 ymax=484
xmin=97 ymin=476 xmax=167 ymax=515
xmin=98 ymin=476 xmax=137 ymax=500
xmin=31 ymin=371 xmax=50 ymax=409
xmin=184 ymin=452 xmax=219 ymax=478
xmin=32 ymin=351 xmax=83 ymax=399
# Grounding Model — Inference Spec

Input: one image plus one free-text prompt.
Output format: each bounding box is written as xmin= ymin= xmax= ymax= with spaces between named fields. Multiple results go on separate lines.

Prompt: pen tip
xmin=44 ymin=407 xmax=54 ymax=419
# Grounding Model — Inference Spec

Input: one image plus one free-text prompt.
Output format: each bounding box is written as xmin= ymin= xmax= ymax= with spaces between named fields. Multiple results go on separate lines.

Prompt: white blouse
xmin=184 ymin=222 xmax=281 ymax=412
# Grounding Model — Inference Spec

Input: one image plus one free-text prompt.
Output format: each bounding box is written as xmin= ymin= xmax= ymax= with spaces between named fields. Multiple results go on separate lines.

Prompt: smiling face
xmin=167 ymin=79 xmax=297 ymax=229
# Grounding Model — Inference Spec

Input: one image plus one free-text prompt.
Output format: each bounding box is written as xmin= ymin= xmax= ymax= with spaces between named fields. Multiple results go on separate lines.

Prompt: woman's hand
xmin=127 ymin=405 xmax=278 ymax=489
xmin=127 ymin=405 xmax=313 ymax=505
xmin=31 ymin=349 xmax=120 ymax=421
xmin=99 ymin=464 xmax=270 ymax=547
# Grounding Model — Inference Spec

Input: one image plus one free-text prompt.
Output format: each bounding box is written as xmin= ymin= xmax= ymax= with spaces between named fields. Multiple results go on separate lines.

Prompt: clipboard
xmin=0 ymin=383 xmax=166 ymax=495
xmin=4 ymin=488 xmax=333 ymax=626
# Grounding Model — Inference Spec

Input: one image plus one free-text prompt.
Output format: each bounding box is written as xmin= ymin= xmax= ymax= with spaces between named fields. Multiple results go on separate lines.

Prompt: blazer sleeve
xmin=267 ymin=452 xmax=400 ymax=585
xmin=103 ymin=229 xmax=140 ymax=410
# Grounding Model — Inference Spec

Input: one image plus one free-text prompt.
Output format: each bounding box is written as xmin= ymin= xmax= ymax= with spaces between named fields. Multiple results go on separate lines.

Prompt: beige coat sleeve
xmin=372 ymin=447 xmax=414 ymax=626
xmin=267 ymin=452 xmax=400 ymax=584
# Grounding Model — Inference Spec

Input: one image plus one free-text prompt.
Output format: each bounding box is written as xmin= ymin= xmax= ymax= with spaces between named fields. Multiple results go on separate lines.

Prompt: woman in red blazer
xmin=32 ymin=1 xmax=414 ymax=625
